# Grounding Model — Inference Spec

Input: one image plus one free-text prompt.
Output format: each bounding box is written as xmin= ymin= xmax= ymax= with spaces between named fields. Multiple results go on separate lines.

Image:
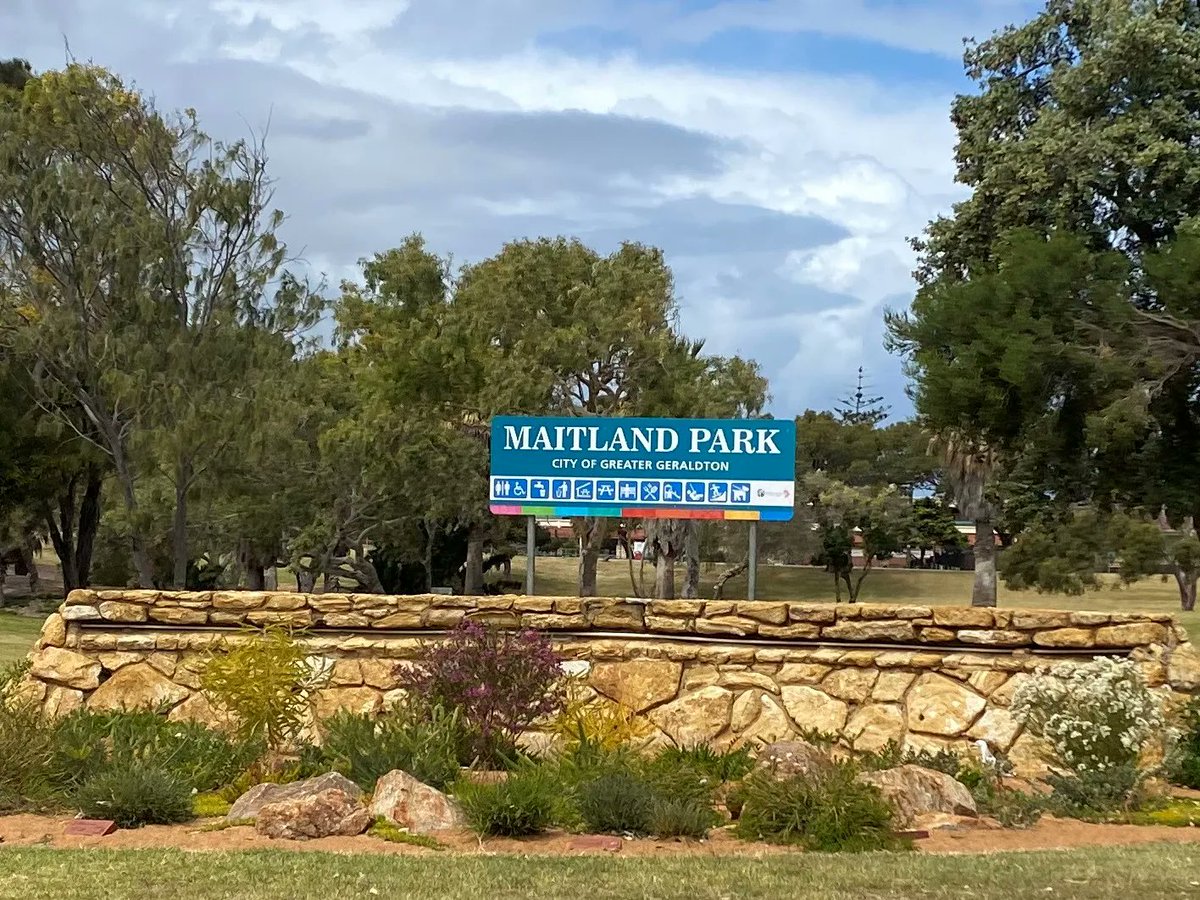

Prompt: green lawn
xmin=0 ymin=612 xmax=42 ymax=668
xmin=520 ymin=556 xmax=1200 ymax=642
xmin=0 ymin=845 xmax=1198 ymax=899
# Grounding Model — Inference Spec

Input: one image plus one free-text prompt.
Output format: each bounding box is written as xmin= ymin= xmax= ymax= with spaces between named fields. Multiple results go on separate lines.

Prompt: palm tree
xmin=932 ymin=432 xmax=998 ymax=607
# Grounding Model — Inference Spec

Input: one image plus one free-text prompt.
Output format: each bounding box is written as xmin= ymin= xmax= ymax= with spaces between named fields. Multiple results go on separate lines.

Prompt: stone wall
xmin=21 ymin=589 xmax=1200 ymax=772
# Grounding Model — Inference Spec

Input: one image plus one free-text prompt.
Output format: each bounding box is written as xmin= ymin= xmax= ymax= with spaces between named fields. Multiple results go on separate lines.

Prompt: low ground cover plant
xmin=455 ymin=763 xmax=563 ymax=836
xmin=74 ymin=765 xmax=194 ymax=828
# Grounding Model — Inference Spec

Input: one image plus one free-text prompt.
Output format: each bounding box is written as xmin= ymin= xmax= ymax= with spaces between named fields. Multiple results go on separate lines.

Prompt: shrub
xmin=577 ymin=770 xmax=656 ymax=834
xmin=734 ymin=762 xmax=900 ymax=852
xmin=316 ymin=704 xmax=467 ymax=791
xmin=0 ymin=664 xmax=57 ymax=812
xmin=1012 ymin=656 xmax=1164 ymax=779
xmin=456 ymin=764 xmax=561 ymax=836
xmin=49 ymin=710 xmax=259 ymax=793
xmin=651 ymin=745 xmax=754 ymax=784
xmin=857 ymin=740 xmax=963 ymax=776
xmin=398 ymin=620 xmax=566 ymax=765
xmin=1043 ymin=765 xmax=1147 ymax=816
xmin=649 ymin=795 xmax=721 ymax=839
xmin=1166 ymin=698 xmax=1200 ymax=789
xmin=200 ymin=626 xmax=329 ymax=750
xmin=74 ymin=765 xmax=194 ymax=828
xmin=550 ymin=678 xmax=653 ymax=752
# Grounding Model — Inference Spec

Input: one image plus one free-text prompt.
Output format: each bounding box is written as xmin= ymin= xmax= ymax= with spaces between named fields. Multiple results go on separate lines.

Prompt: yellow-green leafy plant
xmin=549 ymin=677 xmax=653 ymax=752
xmin=200 ymin=627 xmax=329 ymax=751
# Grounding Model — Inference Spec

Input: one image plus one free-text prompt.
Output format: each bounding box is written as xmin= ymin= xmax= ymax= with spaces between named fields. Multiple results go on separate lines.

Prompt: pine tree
xmin=835 ymin=367 xmax=889 ymax=426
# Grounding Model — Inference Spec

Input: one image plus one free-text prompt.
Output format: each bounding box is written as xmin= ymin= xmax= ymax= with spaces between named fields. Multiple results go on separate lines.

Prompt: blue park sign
xmin=489 ymin=415 xmax=796 ymax=521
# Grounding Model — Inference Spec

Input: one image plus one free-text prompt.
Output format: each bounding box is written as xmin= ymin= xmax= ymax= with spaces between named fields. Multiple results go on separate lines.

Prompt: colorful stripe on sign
xmin=488 ymin=505 xmax=793 ymax=521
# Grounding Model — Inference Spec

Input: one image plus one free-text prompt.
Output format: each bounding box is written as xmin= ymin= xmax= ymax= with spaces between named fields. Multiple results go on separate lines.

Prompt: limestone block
xmin=264 ymin=594 xmax=308 ymax=611
xmin=695 ymin=616 xmax=758 ymax=637
xmin=757 ymin=623 xmax=821 ymax=639
xmin=588 ymin=601 xmax=646 ymax=629
xmin=61 ymin=605 xmax=101 ymax=622
xmin=169 ymin=693 xmax=226 ymax=730
xmin=717 ymin=670 xmax=781 ymax=694
xmin=956 ymin=630 xmax=1028 ymax=647
xmin=210 ymin=612 xmax=249 ymax=625
xmin=87 ymin=663 xmax=190 ymax=712
xmin=902 ymin=733 xmax=961 ymax=756
xmin=821 ymin=621 xmax=915 ymax=642
xmin=735 ymin=602 xmax=788 ymax=625
xmin=649 ymin=600 xmax=705 ymax=618
xmin=98 ymin=601 xmax=148 ymax=623
xmin=329 ymin=659 xmax=364 ymax=686
xmin=309 ymin=595 xmax=352 ymax=613
xmin=873 ymin=671 xmax=916 ymax=702
xmin=475 ymin=597 xmax=515 ymax=610
xmin=146 ymin=653 xmax=177 ymax=678
xmin=705 ymin=601 xmax=736 ymax=617
xmin=682 ymin=664 xmax=720 ymax=690
xmin=1094 ymin=623 xmax=1168 ymax=647
xmin=780 ymin=685 xmax=849 ymax=734
xmin=731 ymin=692 xmax=793 ymax=746
xmin=29 ymin=647 xmax=101 ymax=690
xmin=1007 ymin=731 xmax=1053 ymax=777
xmin=38 ymin=614 xmax=67 ymax=649
xmin=360 ymin=659 xmax=401 ymax=690
xmin=821 ymin=668 xmax=878 ymax=702
xmin=65 ymin=589 xmax=99 ymax=605
xmin=589 ymin=659 xmax=682 ymax=713
xmin=966 ymin=708 xmax=1021 ymax=751
xmin=313 ymin=687 xmax=383 ymax=721
xmin=905 ymin=673 xmax=986 ymax=736
xmin=649 ymin=685 xmax=733 ymax=747
xmin=1168 ymin=643 xmax=1200 ymax=690
xmin=513 ymin=597 xmax=554 ymax=612
xmin=777 ymin=663 xmax=831 ymax=685
xmin=1011 ymin=610 xmax=1072 ymax=629
xmin=859 ymin=605 xmax=932 ymax=620
xmin=646 ymin=615 xmax=691 ymax=633
xmin=845 ymin=704 xmax=905 ymax=753
xmin=111 ymin=634 xmax=158 ymax=651
xmin=149 ymin=607 xmax=208 ymax=625
xmin=43 ymin=684 xmax=84 ymax=720
xmin=97 ymin=652 xmax=144 ymax=672
xmin=837 ymin=650 xmax=880 ymax=667
xmin=322 ymin=613 xmax=371 ymax=628
xmin=372 ymin=611 xmax=423 ymax=629
xmin=695 ymin=646 xmax=757 ymax=665
xmin=553 ymin=598 xmax=584 ymax=614
xmin=213 ymin=591 xmax=268 ymax=611
xmin=966 ymin=671 xmax=1008 ymax=696
xmin=1032 ymin=628 xmax=1095 ymax=649
xmin=246 ymin=610 xmax=314 ymax=628
xmin=520 ymin=614 xmax=583 ymax=630
xmin=917 ymin=628 xmax=957 ymax=643
xmin=786 ymin=604 xmax=836 ymax=624
xmin=421 ymin=609 xmax=466 ymax=628
xmin=931 ymin=608 xmax=995 ymax=628
xmin=1069 ymin=611 xmax=1111 ymax=626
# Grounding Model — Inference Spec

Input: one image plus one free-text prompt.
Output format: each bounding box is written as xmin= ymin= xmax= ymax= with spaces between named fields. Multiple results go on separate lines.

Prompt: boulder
xmin=86 ymin=663 xmax=189 ymax=712
xmin=754 ymin=739 xmax=834 ymax=778
xmin=857 ymin=764 xmax=977 ymax=826
xmin=255 ymin=788 xmax=372 ymax=840
xmin=29 ymin=646 xmax=101 ymax=691
xmin=369 ymin=770 xmax=466 ymax=834
xmin=228 ymin=772 xmax=363 ymax=822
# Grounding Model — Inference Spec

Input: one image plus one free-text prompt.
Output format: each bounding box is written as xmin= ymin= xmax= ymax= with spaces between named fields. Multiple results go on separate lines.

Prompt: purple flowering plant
xmin=398 ymin=619 xmax=566 ymax=764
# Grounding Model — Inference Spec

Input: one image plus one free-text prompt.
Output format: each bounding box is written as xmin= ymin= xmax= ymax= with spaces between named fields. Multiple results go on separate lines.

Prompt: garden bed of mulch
xmin=1 ymin=814 xmax=1198 ymax=857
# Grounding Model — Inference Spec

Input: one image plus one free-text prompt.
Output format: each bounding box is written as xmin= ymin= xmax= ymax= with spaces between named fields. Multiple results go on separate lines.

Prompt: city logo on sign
xmin=618 ymin=481 xmax=638 ymax=501
xmin=730 ymin=483 xmax=750 ymax=503
xmin=685 ymin=482 xmax=706 ymax=503
xmin=552 ymin=479 xmax=571 ymax=500
xmin=662 ymin=481 xmax=683 ymax=502
xmin=574 ymin=480 xmax=594 ymax=500
xmin=639 ymin=482 xmax=661 ymax=502
xmin=530 ymin=479 xmax=550 ymax=500
xmin=596 ymin=481 xmax=616 ymax=500
xmin=707 ymin=483 xmax=729 ymax=503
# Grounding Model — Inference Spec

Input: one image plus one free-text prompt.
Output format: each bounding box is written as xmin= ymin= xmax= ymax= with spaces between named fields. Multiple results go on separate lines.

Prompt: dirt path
xmin=2 ymin=814 xmax=1198 ymax=858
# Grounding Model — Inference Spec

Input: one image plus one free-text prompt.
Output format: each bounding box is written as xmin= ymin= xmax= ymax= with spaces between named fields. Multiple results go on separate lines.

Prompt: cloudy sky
xmin=4 ymin=0 xmax=1040 ymax=416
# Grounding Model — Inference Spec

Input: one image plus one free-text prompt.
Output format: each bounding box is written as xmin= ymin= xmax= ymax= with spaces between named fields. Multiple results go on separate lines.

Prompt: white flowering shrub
xmin=1010 ymin=656 xmax=1164 ymax=775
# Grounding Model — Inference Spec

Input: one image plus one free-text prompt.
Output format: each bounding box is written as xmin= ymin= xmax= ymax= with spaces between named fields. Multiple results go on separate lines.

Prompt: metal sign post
xmin=748 ymin=520 xmax=758 ymax=601
xmin=525 ymin=515 xmax=536 ymax=596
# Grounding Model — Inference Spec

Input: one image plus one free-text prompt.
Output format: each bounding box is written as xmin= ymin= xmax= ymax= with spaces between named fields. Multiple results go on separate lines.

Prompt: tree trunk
xmin=575 ymin=516 xmax=607 ymax=597
xmin=423 ymin=522 xmax=436 ymax=593
xmin=171 ymin=459 xmax=191 ymax=589
xmin=655 ymin=545 xmax=676 ymax=600
xmin=972 ymin=517 xmax=998 ymax=607
xmin=107 ymin=440 xmax=156 ymax=588
xmin=75 ymin=466 xmax=101 ymax=588
xmin=682 ymin=522 xmax=700 ymax=599
xmin=21 ymin=541 xmax=39 ymax=595
xmin=464 ymin=527 xmax=485 ymax=596
xmin=1175 ymin=569 xmax=1198 ymax=612
xmin=246 ymin=565 xmax=265 ymax=591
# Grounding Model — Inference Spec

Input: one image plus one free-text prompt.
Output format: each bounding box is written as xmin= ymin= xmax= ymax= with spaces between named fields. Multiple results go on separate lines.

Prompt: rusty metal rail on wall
xmin=72 ymin=620 xmax=1132 ymax=656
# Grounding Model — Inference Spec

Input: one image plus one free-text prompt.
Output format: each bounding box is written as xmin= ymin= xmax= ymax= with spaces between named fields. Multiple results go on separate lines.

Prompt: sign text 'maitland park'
xmin=489 ymin=416 xmax=796 ymax=521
